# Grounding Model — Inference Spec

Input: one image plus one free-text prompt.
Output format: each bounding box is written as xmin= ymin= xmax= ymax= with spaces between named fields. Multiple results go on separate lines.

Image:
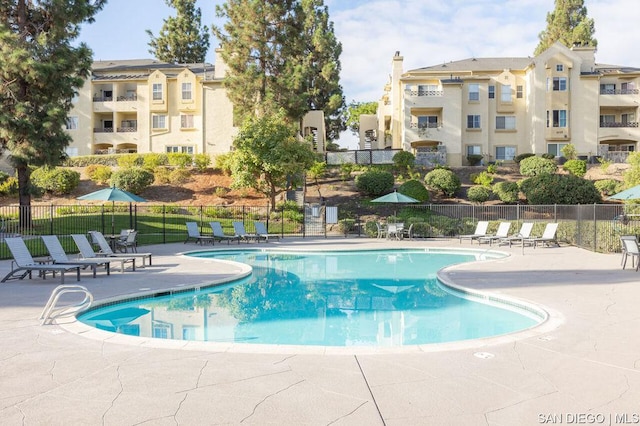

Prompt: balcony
xmin=599 ymin=88 xmax=639 ymax=95
xmin=94 ymin=127 xmax=114 ymax=133
xmin=405 ymin=89 xmax=443 ymax=97
xmin=600 ymin=121 xmax=639 ymax=128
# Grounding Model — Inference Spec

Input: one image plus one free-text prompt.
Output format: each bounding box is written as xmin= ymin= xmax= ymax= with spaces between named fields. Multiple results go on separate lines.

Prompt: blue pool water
xmin=78 ymin=249 xmax=543 ymax=347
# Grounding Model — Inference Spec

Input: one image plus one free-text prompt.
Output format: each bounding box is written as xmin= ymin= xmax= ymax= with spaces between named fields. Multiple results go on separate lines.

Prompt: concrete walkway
xmin=1 ymin=238 xmax=639 ymax=425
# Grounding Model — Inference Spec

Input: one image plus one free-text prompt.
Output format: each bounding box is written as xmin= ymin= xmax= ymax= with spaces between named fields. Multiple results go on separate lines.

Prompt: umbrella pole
xmin=111 ymin=201 xmax=115 ymax=235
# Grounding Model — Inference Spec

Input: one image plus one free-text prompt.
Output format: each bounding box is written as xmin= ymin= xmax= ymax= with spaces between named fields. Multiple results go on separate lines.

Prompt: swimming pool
xmin=78 ymin=249 xmax=545 ymax=347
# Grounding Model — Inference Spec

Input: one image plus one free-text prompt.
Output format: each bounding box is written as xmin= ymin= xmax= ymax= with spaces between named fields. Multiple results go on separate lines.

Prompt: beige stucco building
xmin=361 ymin=42 xmax=640 ymax=166
xmin=65 ymin=49 xmax=326 ymax=158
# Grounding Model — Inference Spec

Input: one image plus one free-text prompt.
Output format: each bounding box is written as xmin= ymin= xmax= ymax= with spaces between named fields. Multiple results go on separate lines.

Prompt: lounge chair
xmin=232 ymin=221 xmax=262 ymax=243
xmin=71 ymin=234 xmax=136 ymax=272
xmin=89 ymin=231 xmax=152 ymax=267
xmin=498 ymin=222 xmax=534 ymax=247
xmin=209 ymin=221 xmax=240 ymax=245
xmin=42 ymin=235 xmax=110 ymax=278
xmin=254 ymin=221 xmax=280 ymax=242
xmin=185 ymin=222 xmax=216 ymax=245
xmin=1 ymin=237 xmax=81 ymax=284
xmin=477 ymin=222 xmax=512 ymax=246
xmin=620 ymin=236 xmax=640 ymax=271
xmin=458 ymin=221 xmax=489 ymax=244
xmin=524 ymin=222 xmax=560 ymax=248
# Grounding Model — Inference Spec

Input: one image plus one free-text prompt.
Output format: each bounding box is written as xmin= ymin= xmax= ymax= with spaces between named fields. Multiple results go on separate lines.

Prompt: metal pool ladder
xmin=40 ymin=285 xmax=93 ymax=325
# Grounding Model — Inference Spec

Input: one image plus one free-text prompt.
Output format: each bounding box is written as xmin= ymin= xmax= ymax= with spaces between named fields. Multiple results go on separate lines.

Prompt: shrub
xmin=514 ymin=153 xmax=535 ymax=164
xmin=276 ymin=200 xmax=301 ymax=212
xmin=541 ymin=153 xmax=555 ymax=160
xmin=519 ymin=156 xmax=557 ymax=176
xmin=283 ymin=209 xmax=304 ymax=222
xmin=471 ymin=171 xmax=494 ymax=187
xmin=594 ymin=179 xmax=621 ymax=196
xmin=215 ymin=152 xmax=234 ymax=175
xmin=486 ymin=163 xmax=498 ymax=174
xmin=339 ymin=163 xmax=355 ymax=181
xmin=560 ymin=143 xmax=577 ymax=160
xmin=0 ymin=176 xmax=18 ymax=196
xmin=467 ymin=185 xmax=491 ymax=204
xmin=392 ymin=151 xmax=415 ymax=171
xmin=492 ymin=181 xmax=520 ymax=204
xmin=466 ymin=154 xmax=483 ymax=166
xmin=153 ymin=166 xmax=172 ymax=184
xmin=562 ymin=159 xmax=587 ymax=177
xmin=142 ymin=153 xmax=168 ymax=170
xmin=520 ymin=173 xmax=602 ymax=204
xmin=30 ymin=167 xmax=80 ymax=195
xmin=117 ymin=153 xmax=141 ymax=168
xmin=110 ymin=167 xmax=154 ymax=194
xmin=424 ymin=168 xmax=461 ymax=196
xmin=85 ymin=164 xmax=112 ymax=184
xmin=355 ymin=169 xmax=394 ymax=196
xmin=597 ymin=157 xmax=613 ymax=173
xmin=169 ymin=168 xmax=191 ymax=184
xmin=193 ymin=153 xmax=211 ymax=172
xmin=338 ymin=218 xmax=355 ymax=235
xmin=214 ymin=187 xmax=229 ymax=197
xmin=167 ymin=153 xmax=192 ymax=168
xmin=397 ymin=179 xmax=430 ymax=202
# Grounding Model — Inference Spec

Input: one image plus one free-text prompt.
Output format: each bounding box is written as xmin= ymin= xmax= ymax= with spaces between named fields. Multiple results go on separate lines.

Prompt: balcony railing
xmin=409 ymin=122 xmax=440 ymax=129
xmin=92 ymin=96 xmax=113 ymax=102
xmin=406 ymin=90 xmax=443 ymax=97
xmin=117 ymin=94 xmax=137 ymax=101
xmin=117 ymin=127 xmax=137 ymax=132
xmin=600 ymin=121 xmax=639 ymax=128
xmin=599 ymin=89 xmax=639 ymax=95
xmin=93 ymin=127 xmax=114 ymax=133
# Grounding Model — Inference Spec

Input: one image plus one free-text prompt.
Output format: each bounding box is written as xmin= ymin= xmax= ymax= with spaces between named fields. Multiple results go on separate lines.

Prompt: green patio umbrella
xmin=371 ymin=190 xmax=419 ymax=217
xmin=77 ymin=186 xmax=146 ymax=234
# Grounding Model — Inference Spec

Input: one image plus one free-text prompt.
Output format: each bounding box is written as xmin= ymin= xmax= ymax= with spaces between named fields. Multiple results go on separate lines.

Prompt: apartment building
xmin=361 ymin=42 xmax=640 ymax=166
xmin=65 ymin=49 xmax=326 ymax=158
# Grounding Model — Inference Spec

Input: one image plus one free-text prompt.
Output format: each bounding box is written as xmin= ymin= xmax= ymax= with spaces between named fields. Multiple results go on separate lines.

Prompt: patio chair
xmin=458 ymin=221 xmax=489 ymax=244
xmin=498 ymin=222 xmax=534 ymax=247
xmin=185 ymin=222 xmax=216 ymax=245
xmin=209 ymin=221 xmax=241 ymax=244
xmin=71 ymin=234 xmax=136 ymax=272
xmin=42 ymin=235 xmax=110 ymax=278
xmin=116 ymin=230 xmax=138 ymax=253
xmin=620 ymin=236 xmax=640 ymax=271
xmin=524 ymin=222 xmax=560 ymax=248
xmin=477 ymin=222 xmax=512 ymax=246
xmin=89 ymin=231 xmax=153 ymax=267
xmin=232 ymin=221 xmax=261 ymax=243
xmin=375 ymin=222 xmax=387 ymax=239
xmin=254 ymin=221 xmax=280 ymax=242
xmin=1 ymin=237 xmax=81 ymax=284
xmin=387 ymin=223 xmax=404 ymax=240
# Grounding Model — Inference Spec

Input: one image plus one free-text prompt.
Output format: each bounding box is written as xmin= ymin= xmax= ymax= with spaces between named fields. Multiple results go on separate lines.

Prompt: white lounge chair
xmin=209 ymin=222 xmax=240 ymax=244
xmin=459 ymin=221 xmax=489 ymax=244
xmin=477 ymin=222 xmax=512 ymax=246
xmin=232 ymin=221 xmax=261 ymax=243
xmin=42 ymin=235 xmax=111 ymax=278
xmin=620 ymin=236 xmax=640 ymax=271
xmin=524 ymin=222 xmax=560 ymax=248
xmin=71 ymin=234 xmax=136 ymax=272
xmin=254 ymin=221 xmax=280 ymax=242
xmin=185 ymin=222 xmax=216 ymax=245
xmin=498 ymin=222 xmax=534 ymax=247
xmin=89 ymin=231 xmax=152 ymax=267
xmin=1 ymin=237 xmax=81 ymax=284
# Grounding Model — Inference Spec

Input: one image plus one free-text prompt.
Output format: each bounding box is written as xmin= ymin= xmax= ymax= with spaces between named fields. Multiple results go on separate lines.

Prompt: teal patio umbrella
xmin=371 ymin=190 xmax=419 ymax=217
xmin=608 ymin=184 xmax=640 ymax=201
xmin=77 ymin=186 xmax=146 ymax=234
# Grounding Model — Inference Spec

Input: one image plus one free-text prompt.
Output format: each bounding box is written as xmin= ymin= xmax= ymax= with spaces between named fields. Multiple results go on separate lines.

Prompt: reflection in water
xmin=79 ymin=250 xmax=540 ymax=347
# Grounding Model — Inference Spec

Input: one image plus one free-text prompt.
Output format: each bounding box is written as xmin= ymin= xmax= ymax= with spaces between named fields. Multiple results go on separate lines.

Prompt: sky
xmin=78 ymin=0 xmax=640 ymax=148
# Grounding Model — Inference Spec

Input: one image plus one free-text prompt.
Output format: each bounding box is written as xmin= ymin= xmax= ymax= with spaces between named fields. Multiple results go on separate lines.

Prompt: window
xmin=621 ymin=82 xmax=636 ymax=94
xmin=488 ymin=85 xmax=495 ymax=99
xmin=547 ymin=110 xmax=567 ymax=127
xmin=468 ymin=83 xmax=479 ymax=101
xmin=153 ymin=325 xmax=170 ymax=339
xmin=467 ymin=145 xmax=481 ymax=156
xmin=152 ymin=115 xmax=166 ymax=129
xmin=552 ymin=77 xmax=567 ymax=91
xmin=547 ymin=143 xmax=568 ymax=157
xmin=152 ymin=83 xmax=163 ymax=101
xmin=181 ymin=82 xmax=192 ymax=100
xmin=166 ymin=146 xmax=194 ymax=154
xmin=600 ymin=83 xmax=615 ymax=94
xmin=600 ymin=114 xmax=615 ymax=127
xmin=65 ymin=116 xmax=78 ymax=130
xmin=622 ymin=113 xmax=635 ymax=125
xmin=501 ymin=84 xmax=511 ymax=102
xmin=496 ymin=116 xmax=516 ymax=130
xmin=180 ymin=114 xmax=194 ymax=129
xmin=418 ymin=84 xmax=438 ymax=95
xmin=516 ymin=85 xmax=523 ymax=98
xmin=467 ymin=115 xmax=481 ymax=129
xmin=556 ymin=64 xmax=564 ymax=72
xmin=418 ymin=115 xmax=438 ymax=128
xmin=495 ymin=146 xmax=516 ymax=161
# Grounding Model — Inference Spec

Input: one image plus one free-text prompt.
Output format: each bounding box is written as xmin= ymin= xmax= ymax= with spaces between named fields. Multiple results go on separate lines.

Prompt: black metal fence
xmin=0 ymin=203 xmax=634 ymax=259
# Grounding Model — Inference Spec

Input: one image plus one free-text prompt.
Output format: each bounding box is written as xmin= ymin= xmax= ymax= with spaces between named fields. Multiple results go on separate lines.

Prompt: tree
xmin=212 ymin=0 xmax=344 ymax=137
xmin=344 ymin=101 xmax=377 ymax=135
xmin=0 ymin=0 xmax=105 ymax=227
xmin=534 ymin=0 xmax=597 ymax=55
xmin=230 ymin=112 xmax=317 ymax=209
xmin=147 ymin=0 xmax=210 ymax=63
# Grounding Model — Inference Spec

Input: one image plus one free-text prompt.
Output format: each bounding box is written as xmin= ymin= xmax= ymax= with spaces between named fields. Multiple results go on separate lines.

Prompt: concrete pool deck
xmin=1 ymin=238 xmax=639 ymax=425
